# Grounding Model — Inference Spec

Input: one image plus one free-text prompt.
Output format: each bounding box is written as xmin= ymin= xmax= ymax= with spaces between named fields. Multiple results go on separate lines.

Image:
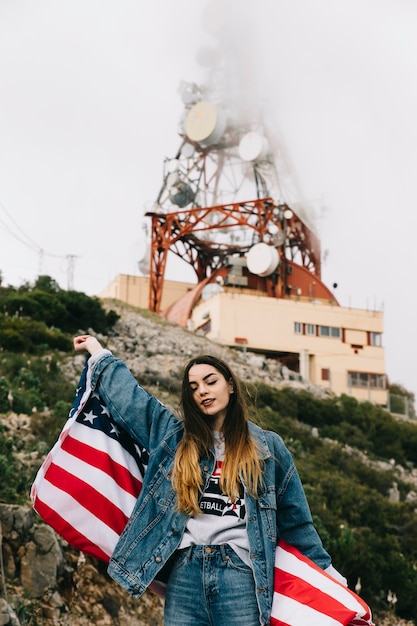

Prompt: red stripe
xmin=33 ymin=498 xmax=110 ymax=562
xmin=61 ymin=434 xmax=142 ymax=497
xmin=276 ymin=541 xmax=372 ymax=621
xmin=270 ymin=617 xmax=291 ymax=626
xmin=45 ymin=463 xmax=129 ymax=535
xmin=275 ymin=568 xmax=356 ymax=622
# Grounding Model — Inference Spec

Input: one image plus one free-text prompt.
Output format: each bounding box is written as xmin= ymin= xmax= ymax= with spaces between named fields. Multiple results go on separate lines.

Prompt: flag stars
xmin=100 ymin=403 xmax=110 ymax=417
xmin=110 ymin=424 xmax=120 ymax=437
xmin=83 ymin=410 xmax=98 ymax=424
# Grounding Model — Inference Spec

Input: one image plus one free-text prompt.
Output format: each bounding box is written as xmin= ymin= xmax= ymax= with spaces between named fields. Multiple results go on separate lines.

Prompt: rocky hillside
xmin=0 ymin=300 xmax=415 ymax=625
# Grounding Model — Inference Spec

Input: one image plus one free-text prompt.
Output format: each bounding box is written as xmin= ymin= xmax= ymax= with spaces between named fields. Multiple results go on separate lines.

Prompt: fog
xmin=0 ymin=0 xmax=416 ymax=401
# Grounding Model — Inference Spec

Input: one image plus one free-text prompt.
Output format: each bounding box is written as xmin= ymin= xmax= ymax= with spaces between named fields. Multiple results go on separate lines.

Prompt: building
xmin=101 ymin=272 xmax=387 ymax=406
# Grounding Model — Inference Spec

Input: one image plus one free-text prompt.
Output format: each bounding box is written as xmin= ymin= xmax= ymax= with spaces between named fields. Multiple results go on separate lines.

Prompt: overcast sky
xmin=1 ymin=0 xmax=416 ymax=403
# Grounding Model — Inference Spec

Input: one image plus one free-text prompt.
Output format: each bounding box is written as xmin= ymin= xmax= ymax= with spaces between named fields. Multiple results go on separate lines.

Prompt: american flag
xmin=31 ymin=363 xmax=374 ymax=626
xmin=31 ymin=363 xmax=148 ymax=563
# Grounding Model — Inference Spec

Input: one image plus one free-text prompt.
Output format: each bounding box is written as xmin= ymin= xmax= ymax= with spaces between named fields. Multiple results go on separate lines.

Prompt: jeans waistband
xmin=177 ymin=544 xmax=234 ymax=558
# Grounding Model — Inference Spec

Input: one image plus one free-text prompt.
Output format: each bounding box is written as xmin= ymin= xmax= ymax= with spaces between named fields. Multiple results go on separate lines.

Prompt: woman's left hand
xmin=73 ymin=335 xmax=103 ymax=355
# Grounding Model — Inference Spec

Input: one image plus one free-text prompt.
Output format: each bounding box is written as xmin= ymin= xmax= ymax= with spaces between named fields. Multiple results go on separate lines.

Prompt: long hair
xmin=172 ymin=355 xmax=263 ymax=515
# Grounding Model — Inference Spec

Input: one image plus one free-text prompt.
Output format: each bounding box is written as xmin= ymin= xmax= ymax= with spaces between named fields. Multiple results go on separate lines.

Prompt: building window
xmin=369 ymin=332 xmax=382 ymax=347
xmin=319 ymin=325 xmax=340 ymax=338
xmin=348 ymin=371 xmax=386 ymax=389
xmin=321 ymin=368 xmax=330 ymax=381
xmin=294 ymin=322 xmax=302 ymax=334
xmin=306 ymin=323 xmax=316 ymax=336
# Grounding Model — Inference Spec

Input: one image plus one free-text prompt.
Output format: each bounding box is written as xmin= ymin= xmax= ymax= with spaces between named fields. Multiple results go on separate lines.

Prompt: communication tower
xmin=140 ymin=81 xmax=337 ymax=326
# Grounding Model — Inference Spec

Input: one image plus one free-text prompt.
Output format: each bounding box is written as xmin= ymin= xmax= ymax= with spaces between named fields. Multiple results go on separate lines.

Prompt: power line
xmin=0 ymin=199 xmax=79 ymax=287
xmin=0 ymin=200 xmax=41 ymax=252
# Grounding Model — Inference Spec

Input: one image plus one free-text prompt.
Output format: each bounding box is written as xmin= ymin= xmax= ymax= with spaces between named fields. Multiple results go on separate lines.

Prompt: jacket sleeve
xmin=88 ymin=351 xmax=178 ymax=452
xmin=273 ymin=437 xmax=332 ymax=570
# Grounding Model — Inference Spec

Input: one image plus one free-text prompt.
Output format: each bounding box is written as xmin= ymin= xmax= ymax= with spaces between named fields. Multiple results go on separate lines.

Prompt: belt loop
xmin=219 ymin=544 xmax=230 ymax=561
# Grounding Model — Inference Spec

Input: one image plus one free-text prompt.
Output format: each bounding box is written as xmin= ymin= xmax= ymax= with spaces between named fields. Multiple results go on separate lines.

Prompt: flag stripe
xmin=270 ymin=619 xmax=291 ymax=626
xmin=60 ymin=433 xmax=142 ymax=497
xmin=44 ymin=463 xmax=130 ymax=535
xmin=69 ymin=420 xmax=145 ymax=480
xmin=271 ymin=593 xmax=345 ymax=626
xmin=275 ymin=570 xmax=356 ymax=622
xmin=34 ymin=479 xmax=120 ymax=557
xmin=50 ymin=446 xmax=139 ymax=517
xmin=34 ymin=497 xmax=110 ymax=561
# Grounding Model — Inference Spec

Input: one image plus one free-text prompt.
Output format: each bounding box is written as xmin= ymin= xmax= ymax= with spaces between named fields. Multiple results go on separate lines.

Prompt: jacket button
xmin=203 ymin=465 xmax=209 ymax=472
xmin=132 ymin=588 xmax=139 ymax=595
xmin=155 ymin=556 xmax=162 ymax=563
xmin=172 ymin=529 xmax=179 ymax=536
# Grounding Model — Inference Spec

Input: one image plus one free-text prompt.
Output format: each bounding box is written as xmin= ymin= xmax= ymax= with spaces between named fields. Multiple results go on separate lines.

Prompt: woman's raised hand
xmin=73 ymin=335 xmax=103 ymax=355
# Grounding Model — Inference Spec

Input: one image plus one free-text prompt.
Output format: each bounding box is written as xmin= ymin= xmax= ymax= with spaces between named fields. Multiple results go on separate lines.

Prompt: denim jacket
xmin=89 ymin=352 xmax=332 ymax=626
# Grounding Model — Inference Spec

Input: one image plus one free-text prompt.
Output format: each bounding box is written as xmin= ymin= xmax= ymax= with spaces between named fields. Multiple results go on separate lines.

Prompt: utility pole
xmin=66 ymin=255 xmax=77 ymax=290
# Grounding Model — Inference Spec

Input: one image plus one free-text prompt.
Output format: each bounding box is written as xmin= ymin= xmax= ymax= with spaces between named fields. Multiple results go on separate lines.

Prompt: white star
xmin=100 ymin=403 xmax=110 ymax=417
xmin=83 ymin=410 xmax=98 ymax=424
xmin=110 ymin=424 xmax=120 ymax=436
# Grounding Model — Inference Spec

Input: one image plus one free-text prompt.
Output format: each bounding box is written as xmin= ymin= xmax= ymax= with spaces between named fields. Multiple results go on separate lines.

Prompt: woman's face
xmin=188 ymin=363 xmax=234 ymax=430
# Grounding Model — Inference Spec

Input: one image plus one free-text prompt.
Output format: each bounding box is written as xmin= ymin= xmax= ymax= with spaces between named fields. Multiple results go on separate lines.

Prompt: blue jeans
xmin=164 ymin=544 xmax=261 ymax=625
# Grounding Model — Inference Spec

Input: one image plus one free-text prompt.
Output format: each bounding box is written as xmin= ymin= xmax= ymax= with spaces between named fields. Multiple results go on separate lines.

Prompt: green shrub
xmin=0 ymin=276 xmax=119 ymax=336
xmin=0 ymin=378 xmax=9 ymax=412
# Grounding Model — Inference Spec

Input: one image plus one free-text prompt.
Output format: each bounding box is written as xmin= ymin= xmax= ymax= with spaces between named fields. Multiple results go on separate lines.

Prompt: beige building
xmin=101 ymin=274 xmax=387 ymax=406
xmin=190 ymin=290 xmax=386 ymax=405
xmin=100 ymin=274 xmax=191 ymax=312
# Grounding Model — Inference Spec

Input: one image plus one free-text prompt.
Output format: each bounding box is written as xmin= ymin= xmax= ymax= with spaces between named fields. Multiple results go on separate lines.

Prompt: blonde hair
xmin=172 ymin=355 xmax=263 ymax=515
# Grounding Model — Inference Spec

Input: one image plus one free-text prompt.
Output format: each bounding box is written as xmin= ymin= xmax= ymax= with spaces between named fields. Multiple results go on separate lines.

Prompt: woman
xmin=74 ymin=334 xmax=345 ymax=626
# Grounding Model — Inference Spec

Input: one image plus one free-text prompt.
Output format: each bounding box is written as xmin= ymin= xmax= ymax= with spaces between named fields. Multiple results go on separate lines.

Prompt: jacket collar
xmin=248 ymin=421 xmax=272 ymax=460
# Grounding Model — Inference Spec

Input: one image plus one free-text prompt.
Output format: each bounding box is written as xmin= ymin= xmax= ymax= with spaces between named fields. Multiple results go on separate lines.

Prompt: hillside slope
xmin=0 ymin=300 xmax=416 ymax=625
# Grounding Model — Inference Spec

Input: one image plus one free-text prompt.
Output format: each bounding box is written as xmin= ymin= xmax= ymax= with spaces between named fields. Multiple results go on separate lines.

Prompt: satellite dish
xmin=166 ymin=172 xmax=180 ymax=188
xmin=246 ymin=243 xmax=279 ymax=277
xmin=239 ymin=132 xmax=269 ymax=162
xmin=274 ymin=230 xmax=286 ymax=246
xmin=201 ymin=282 xmax=223 ymax=300
xmin=138 ymin=258 xmax=150 ymax=275
xmin=185 ymin=101 xmax=227 ymax=147
xmin=167 ymin=159 xmax=180 ymax=173
xmin=284 ymin=208 xmax=293 ymax=220
xmin=170 ymin=182 xmax=195 ymax=208
xmin=181 ymin=143 xmax=195 ymax=158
